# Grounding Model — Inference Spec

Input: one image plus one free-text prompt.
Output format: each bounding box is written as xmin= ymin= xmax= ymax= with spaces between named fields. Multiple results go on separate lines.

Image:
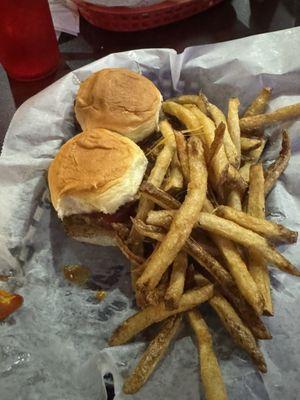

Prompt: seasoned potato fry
xmin=264 ymin=131 xmax=291 ymax=196
xmin=195 ymin=213 xmax=300 ymax=276
xmin=241 ymin=137 xmax=262 ymax=152
xmin=216 ymin=205 xmax=297 ymax=244
xmin=248 ymin=163 xmax=273 ymax=315
xmin=188 ymin=104 xmax=247 ymax=196
xmin=239 ymin=162 xmax=251 ymax=184
xmin=170 ymin=94 xmax=207 ymax=114
xmin=174 ymin=131 xmax=190 ymax=182
xmin=141 ymin=181 xmax=180 ymax=209
xmin=131 ymin=119 xmax=176 ymax=231
xmin=144 ymin=205 xmax=300 ymax=276
xmin=227 ymin=97 xmax=241 ymax=166
xmin=227 ymin=164 xmax=248 ymax=193
xmin=135 ymin=218 xmax=270 ymax=338
xmin=209 ymin=292 xmax=267 ymax=372
xmin=208 ymin=122 xmax=226 ymax=165
xmin=239 ymin=138 xmax=266 ymax=186
xmin=240 ymin=102 xmax=300 ymax=133
xmin=115 ymin=233 xmax=145 ymax=266
xmin=135 ymin=217 xmax=232 ymax=289
xmin=109 ymin=284 xmax=214 ymax=346
xmin=165 ymin=252 xmax=188 ymax=309
xmin=163 ymin=152 xmax=184 ymax=192
xmin=147 ymin=208 xmax=263 ymax=314
xmin=200 ymin=94 xmax=239 ymax=167
xmin=144 ymin=270 xmax=170 ymax=307
xmin=243 ymin=87 xmax=272 ymax=118
xmin=194 ymin=273 xmax=266 ymax=369
xmin=129 ymin=120 xmax=176 ymax=257
xmin=226 ymin=190 xmax=242 ymax=211
xmin=194 ymin=273 xmax=267 ymax=357
xmin=211 ymin=234 xmax=264 ymax=315
xmin=162 ymin=102 xmax=229 ymax=194
xmin=136 ymin=136 xmax=207 ymax=292
xmin=123 ymin=315 xmax=182 ymax=394
xmin=188 ymin=310 xmax=228 ymax=400
xmin=245 ymin=138 xmax=266 ymax=162
xmin=247 ymin=164 xmax=265 ymax=218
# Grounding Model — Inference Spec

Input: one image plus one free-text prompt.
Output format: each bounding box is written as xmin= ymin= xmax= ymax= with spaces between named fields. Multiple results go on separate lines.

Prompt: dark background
xmin=0 ymin=0 xmax=300 ymax=147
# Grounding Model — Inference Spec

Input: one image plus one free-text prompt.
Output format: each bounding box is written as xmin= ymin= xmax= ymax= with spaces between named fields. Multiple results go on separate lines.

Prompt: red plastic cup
xmin=0 ymin=0 xmax=60 ymax=81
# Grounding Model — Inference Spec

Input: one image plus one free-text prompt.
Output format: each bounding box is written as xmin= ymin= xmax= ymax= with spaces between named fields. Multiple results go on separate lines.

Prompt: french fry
xmin=109 ymin=284 xmax=214 ymax=346
xmin=227 ymin=164 xmax=248 ymax=194
xmin=174 ymin=131 xmax=190 ymax=182
xmin=186 ymin=103 xmax=247 ymax=197
xmin=239 ymin=138 xmax=266 ymax=185
xmin=141 ymin=181 xmax=181 ymax=209
xmin=240 ymin=102 xmax=300 ymax=133
xmin=215 ymin=205 xmax=297 ymax=244
xmin=208 ymin=122 xmax=226 ymax=165
xmin=144 ymin=270 xmax=170 ymax=307
xmin=239 ymin=162 xmax=251 ymax=184
xmin=200 ymin=94 xmax=239 ymax=167
xmin=129 ymin=120 xmax=176 ymax=251
xmin=134 ymin=218 xmax=270 ymax=338
xmin=246 ymin=138 xmax=266 ymax=162
xmin=195 ymin=213 xmax=300 ymax=276
xmin=241 ymin=137 xmax=262 ymax=152
xmin=133 ymin=218 xmax=232 ymax=291
xmin=227 ymin=97 xmax=241 ymax=166
xmin=144 ymin=207 xmax=300 ymax=276
xmin=248 ymin=163 xmax=273 ymax=315
xmin=247 ymin=164 xmax=265 ymax=218
xmin=226 ymin=190 xmax=242 ymax=211
xmin=165 ymin=252 xmax=188 ymax=309
xmin=162 ymin=101 xmax=229 ymax=194
xmin=209 ymin=292 xmax=267 ymax=373
xmin=243 ymin=87 xmax=272 ymax=118
xmin=169 ymin=94 xmax=207 ymax=114
xmin=210 ymin=234 xmax=264 ymax=314
xmin=188 ymin=310 xmax=228 ymax=400
xmin=114 ymin=233 xmax=145 ymax=266
xmin=139 ymin=174 xmax=271 ymax=339
xmin=123 ymin=315 xmax=182 ymax=394
xmin=163 ymin=152 xmax=184 ymax=192
xmin=146 ymin=209 xmax=264 ymax=315
xmin=193 ymin=273 xmax=267 ymax=372
xmin=194 ymin=272 xmax=210 ymax=287
xmin=136 ymin=136 xmax=208 ymax=292
xmin=264 ymin=131 xmax=291 ymax=196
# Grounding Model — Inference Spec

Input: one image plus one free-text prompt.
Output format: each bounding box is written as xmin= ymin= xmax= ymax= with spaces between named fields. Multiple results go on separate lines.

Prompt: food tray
xmin=73 ymin=0 xmax=224 ymax=32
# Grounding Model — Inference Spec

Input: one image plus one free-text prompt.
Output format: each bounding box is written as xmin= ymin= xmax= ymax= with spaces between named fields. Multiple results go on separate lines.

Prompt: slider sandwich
xmin=48 ymin=128 xmax=148 ymax=246
xmin=75 ymin=68 xmax=162 ymax=142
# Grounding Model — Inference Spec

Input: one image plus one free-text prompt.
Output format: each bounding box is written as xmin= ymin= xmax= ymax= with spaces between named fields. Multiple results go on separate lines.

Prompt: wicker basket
xmin=73 ymin=0 xmax=224 ymax=32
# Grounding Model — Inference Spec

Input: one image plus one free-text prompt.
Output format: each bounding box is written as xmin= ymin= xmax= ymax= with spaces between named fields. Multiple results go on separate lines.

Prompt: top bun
xmin=48 ymin=128 xmax=148 ymax=219
xmin=75 ymin=68 xmax=162 ymax=142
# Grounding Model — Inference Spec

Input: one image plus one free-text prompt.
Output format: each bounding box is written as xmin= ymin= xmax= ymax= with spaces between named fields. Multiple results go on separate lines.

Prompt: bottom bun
xmin=63 ymin=214 xmax=116 ymax=247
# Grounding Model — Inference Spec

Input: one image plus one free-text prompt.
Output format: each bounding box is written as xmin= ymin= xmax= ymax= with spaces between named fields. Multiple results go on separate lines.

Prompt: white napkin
xmin=49 ymin=0 xmax=80 ymax=38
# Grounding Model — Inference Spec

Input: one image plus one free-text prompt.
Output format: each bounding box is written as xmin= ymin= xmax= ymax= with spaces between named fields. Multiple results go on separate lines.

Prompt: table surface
xmin=0 ymin=0 xmax=300 ymax=149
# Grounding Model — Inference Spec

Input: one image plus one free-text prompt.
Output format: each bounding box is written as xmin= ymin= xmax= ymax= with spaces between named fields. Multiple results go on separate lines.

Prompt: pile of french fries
xmin=109 ymin=87 xmax=300 ymax=398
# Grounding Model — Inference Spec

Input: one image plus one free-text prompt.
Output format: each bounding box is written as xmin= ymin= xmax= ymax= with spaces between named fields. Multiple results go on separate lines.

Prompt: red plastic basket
xmin=73 ymin=0 xmax=224 ymax=32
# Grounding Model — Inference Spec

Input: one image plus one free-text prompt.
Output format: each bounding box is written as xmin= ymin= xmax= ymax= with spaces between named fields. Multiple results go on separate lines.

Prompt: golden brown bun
xmin=74 ymin=68 xmax=162 ymax=142
xmin=48 ymin=128 xmax=148 ymax=219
